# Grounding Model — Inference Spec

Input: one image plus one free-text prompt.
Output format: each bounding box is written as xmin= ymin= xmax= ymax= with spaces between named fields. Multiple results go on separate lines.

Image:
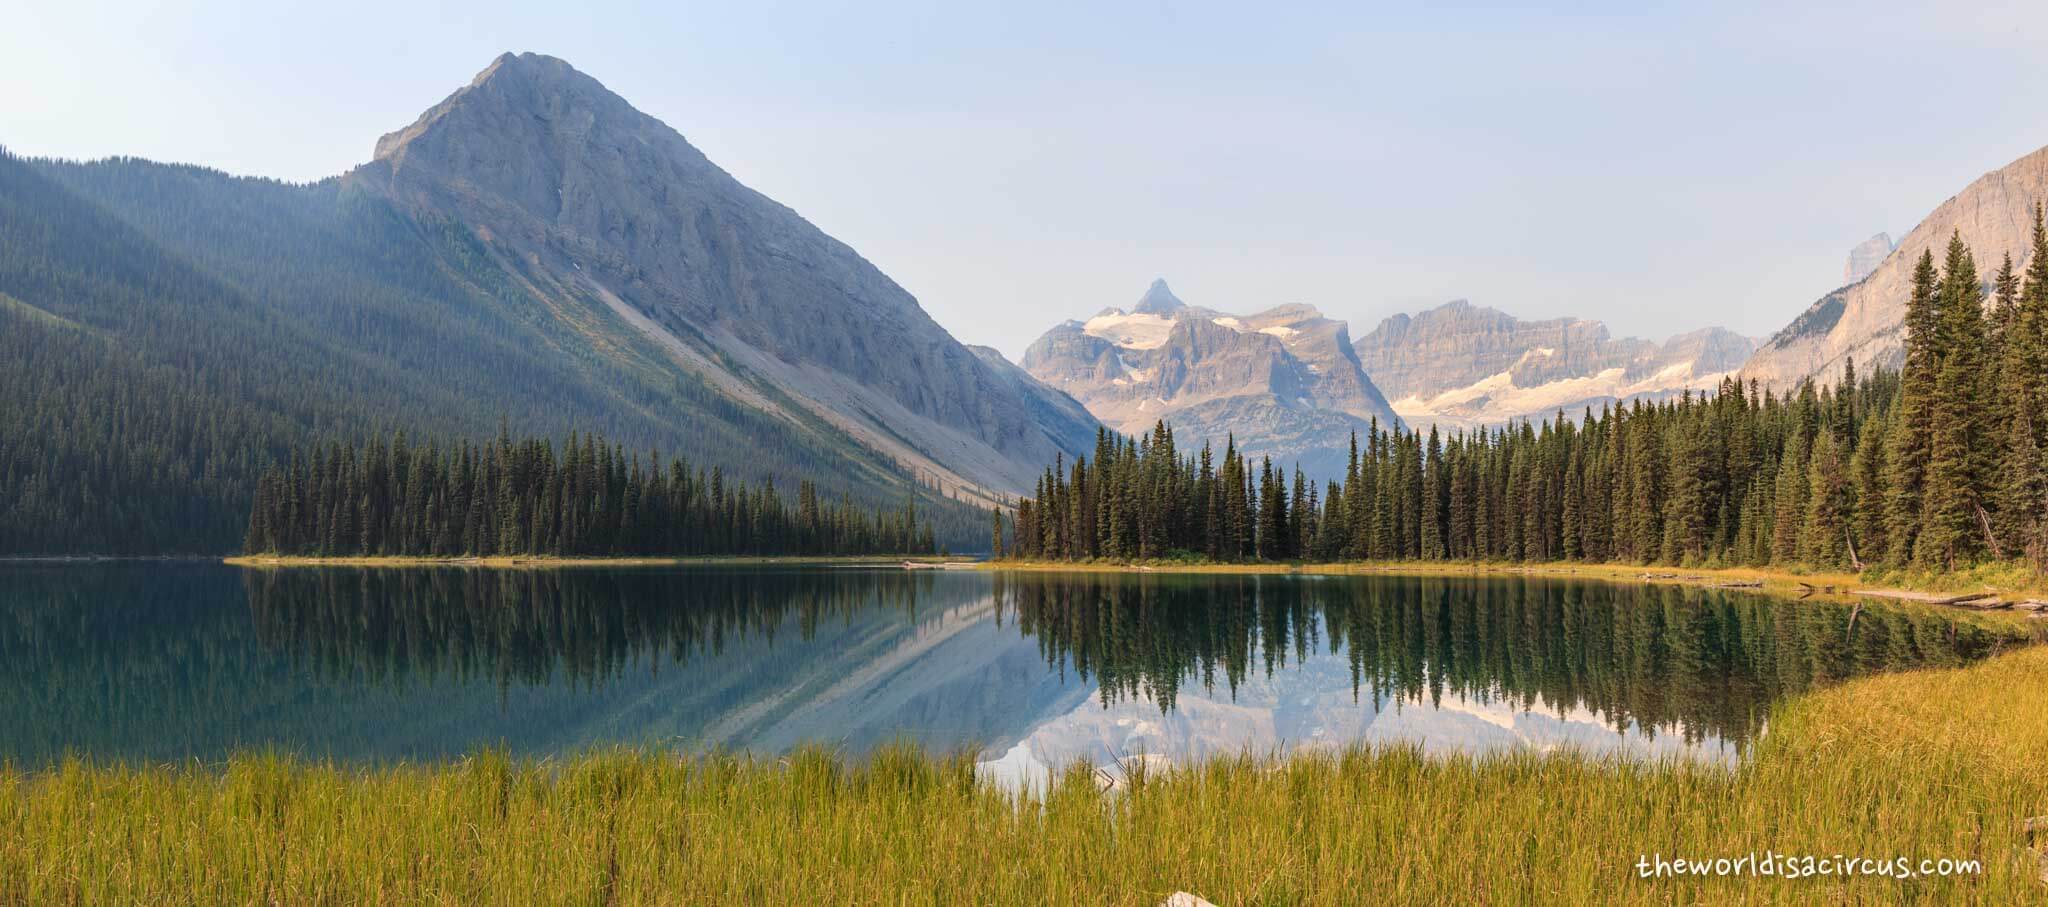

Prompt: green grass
xmin=5 ymin=647 xmax=2048 ymax=904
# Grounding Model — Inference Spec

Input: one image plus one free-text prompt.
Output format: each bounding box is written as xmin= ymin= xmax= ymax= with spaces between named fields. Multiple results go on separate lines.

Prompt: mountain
xmin=1352 ymin=300 xmax=1755 ymax=429
xmin=0 ymin=53 xmax=1094 ymax=553
xmin=1019 ymin=279 xmax=1402 ymax=478
xmin=1744 ymin=145 xmax=2048 ymax=388
xmin=1844 ymin=233 xmax=1895 ymax=284
xmin=353 ymin=52 xmax=1095 ymax=502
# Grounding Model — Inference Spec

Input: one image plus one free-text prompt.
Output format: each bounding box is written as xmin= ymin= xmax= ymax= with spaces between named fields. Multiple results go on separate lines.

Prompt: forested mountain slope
xmin=0 ymin=52 xmax=1123 ymax=555
xmin=0 ymin=150 xmax=977 ymax=553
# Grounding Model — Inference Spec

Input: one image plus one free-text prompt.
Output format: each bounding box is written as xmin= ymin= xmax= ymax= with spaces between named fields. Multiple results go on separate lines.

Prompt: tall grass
xmin=5 ymin=646 xmax=2047 ymax=904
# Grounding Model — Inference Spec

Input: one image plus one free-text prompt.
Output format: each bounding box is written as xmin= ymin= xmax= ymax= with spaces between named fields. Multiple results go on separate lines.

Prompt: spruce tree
xmin=1917 ymin=234 xmax=1987 ymax=568
xmin=1884 ymin=249 xmax=1942 ymax=564
xmin=1801 ymin=429 xmax=1850 ymax=567
xmin=1770 ymin=430 xmax=1809 ymax=564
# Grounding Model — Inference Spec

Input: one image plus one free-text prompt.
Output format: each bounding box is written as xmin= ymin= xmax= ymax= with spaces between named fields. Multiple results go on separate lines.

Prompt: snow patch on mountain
xmin=1083 ymin=311 xmax=1178 ymax=349
xmin=1392 ymin=358 xmax=1740 ymax=427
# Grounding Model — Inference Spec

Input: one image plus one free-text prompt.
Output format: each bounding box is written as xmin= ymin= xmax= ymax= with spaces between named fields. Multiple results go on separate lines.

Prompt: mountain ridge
xmin=1743 ymin=142 xmax=2048 ymax=387
xmin=1351 ymin=300 xmax=1754 ymax=429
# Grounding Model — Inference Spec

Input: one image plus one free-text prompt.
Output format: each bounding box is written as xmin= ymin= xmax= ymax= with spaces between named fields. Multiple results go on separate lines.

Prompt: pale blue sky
xmin=7 ymin=1 xmax=2048 ymax=358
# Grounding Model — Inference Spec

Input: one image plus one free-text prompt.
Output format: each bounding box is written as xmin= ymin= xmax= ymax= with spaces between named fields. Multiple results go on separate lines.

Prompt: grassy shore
xmin=224 ymin=554 xmax=974 ymax=569
xmin=5 ymin=642 xmax=2047 ymax=903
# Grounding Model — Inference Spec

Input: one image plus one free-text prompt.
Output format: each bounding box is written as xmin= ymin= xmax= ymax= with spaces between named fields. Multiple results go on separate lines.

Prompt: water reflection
xmin=0 ymin=565 xmax=2019 ymax=771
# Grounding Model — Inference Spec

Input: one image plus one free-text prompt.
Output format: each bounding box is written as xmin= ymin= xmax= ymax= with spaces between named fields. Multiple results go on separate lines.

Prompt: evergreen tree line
xmin=1008 ymin=215 xmax=2048 ymax=572
xmin=244 ymin=432 xmax=937 ymax=558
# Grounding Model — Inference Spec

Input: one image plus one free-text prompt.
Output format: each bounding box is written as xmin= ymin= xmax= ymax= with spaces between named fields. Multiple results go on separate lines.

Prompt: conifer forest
xmin=243 ymin=433 xmax=938 ymax=558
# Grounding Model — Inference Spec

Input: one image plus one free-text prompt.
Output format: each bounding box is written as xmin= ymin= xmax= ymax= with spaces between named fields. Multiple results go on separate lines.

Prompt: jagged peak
xmin=1133 ymin=278 xmax=1186 ymax=315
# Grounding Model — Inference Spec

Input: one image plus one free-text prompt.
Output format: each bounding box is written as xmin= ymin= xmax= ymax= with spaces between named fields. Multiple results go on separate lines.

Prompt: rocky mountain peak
xmin=354 ymin=53 xmax=1100 ymax=498
xmin=1843 ymin=233 xmax=1894 ymax=285
xmin=372 ymin=53 xmax=641 ymax=165
xmin=1132 ymin=278 xmax=1186 ymax=315
xmin=1744 ymin=143 xmax=2048 ymax=388
xmin=1020 ymin=283 xmax=1400 ymax=478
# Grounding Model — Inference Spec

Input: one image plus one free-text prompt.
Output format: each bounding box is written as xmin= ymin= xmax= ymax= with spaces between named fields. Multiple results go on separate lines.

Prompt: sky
xmin=7 ymin=1 xmax=2048 ymax=359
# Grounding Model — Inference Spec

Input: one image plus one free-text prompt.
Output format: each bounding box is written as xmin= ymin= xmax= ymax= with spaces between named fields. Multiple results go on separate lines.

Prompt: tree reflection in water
xmin=0 ymin=566 xmax=2018 ymax=764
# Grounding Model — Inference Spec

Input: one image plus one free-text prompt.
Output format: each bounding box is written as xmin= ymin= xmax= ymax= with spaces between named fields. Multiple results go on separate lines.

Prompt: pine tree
xmin=1884 ymin=249 xmax=1942 ymax=564
xmin=1917 ymin=233 xmax=1987 ymax=569
xmin=1771 ymin=430 xmax=1809 ymax=564
xmin=1848 ymin=413 xmax=1888 ymax=568
xmin=1801 ymin=429 xmax=1850 ymax=568
xmin=1991 ymin=206 xmax=2048 ymax=553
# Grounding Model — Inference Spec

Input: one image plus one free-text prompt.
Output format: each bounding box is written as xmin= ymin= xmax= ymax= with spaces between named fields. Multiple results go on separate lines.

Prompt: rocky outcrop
xmin=1744 ymin=145 xmax=2048 ymax=388
xmin=1353 ymin=301 xmax=1754 ymax=429
xmin=1019 ymin=281 xmax=1401 ymax=478
xmin=1844 ymin=233 xmax=1894 ymax=285
xmin=350 ymin=53 xmax=1096 ymax=499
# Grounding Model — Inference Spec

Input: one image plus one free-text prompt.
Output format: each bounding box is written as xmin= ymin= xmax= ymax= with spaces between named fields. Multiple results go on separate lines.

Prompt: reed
xmin=5 ymin=646 xmax=2047 ymax=904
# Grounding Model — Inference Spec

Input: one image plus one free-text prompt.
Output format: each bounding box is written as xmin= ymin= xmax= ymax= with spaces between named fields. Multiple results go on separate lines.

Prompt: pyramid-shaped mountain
xmin=352 ymin=53 xmax=1096 ymax=501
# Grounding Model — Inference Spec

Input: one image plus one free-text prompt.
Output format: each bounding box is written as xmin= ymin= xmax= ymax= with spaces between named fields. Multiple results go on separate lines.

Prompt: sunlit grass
xmin=5 ymin=647 xmax=2048 ymax=904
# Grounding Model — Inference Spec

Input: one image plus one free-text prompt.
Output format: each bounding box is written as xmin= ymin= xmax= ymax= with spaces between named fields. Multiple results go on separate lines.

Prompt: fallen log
xmin=1849 ymin=589 xmax=2000 ymax=606
xmin=1710 ymin=580 xmax=1764 ymax=588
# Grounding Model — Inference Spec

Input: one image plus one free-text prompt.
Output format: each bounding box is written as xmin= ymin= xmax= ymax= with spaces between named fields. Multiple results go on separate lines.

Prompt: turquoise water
xmin=0 ymin=565 xmax=2009 ymax=779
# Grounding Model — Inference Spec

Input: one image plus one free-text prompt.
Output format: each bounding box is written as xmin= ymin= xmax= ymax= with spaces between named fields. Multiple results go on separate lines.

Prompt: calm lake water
xmin=0 ymin=564 xmax=2016 ymax=784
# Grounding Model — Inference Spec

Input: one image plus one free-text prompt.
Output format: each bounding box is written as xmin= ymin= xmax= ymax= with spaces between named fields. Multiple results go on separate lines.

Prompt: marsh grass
xmin=5 ymin=648 xmax=2048 ymax=905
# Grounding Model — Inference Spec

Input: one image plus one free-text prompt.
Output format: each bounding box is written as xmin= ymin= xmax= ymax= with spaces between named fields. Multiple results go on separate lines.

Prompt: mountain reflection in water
xmin=0 ymin=565 xmax=2015 ymax=775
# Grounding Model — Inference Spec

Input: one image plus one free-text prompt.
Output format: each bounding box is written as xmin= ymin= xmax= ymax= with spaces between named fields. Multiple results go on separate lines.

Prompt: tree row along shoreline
xmin=242 ymin=431 xmax=939 ymax=559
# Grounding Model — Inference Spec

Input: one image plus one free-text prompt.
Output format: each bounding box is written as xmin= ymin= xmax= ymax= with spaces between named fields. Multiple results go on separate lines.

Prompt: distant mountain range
xmin=1018 ymin=281 xmax=1752 ymax=475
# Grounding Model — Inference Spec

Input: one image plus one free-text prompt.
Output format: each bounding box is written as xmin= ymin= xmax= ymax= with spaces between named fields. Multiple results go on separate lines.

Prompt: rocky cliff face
xmin=1352 ymin=301 xmax=1754 ymax=429
xmin=1744 ymin=145 xmax=2048 ymax=388
xmin=1844 ymin=233 xmax=1895 ymax=285
xmin=351 ymin=53 xmax=1095 ymax=500
xmin=1019 ymin=280 xmax=1402 ymax=478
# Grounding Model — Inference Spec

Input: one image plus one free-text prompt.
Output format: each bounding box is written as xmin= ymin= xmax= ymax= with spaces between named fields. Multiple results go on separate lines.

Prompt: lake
xmin=0 ymin=564 xmax=2014 ymax=786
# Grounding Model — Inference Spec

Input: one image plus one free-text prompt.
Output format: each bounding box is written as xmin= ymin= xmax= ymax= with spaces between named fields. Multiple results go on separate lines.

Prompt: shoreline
xmin=987 ymin=559 xmax=2048 ymax=615
xmin=224 ymin=554 xmax=978 ymax=569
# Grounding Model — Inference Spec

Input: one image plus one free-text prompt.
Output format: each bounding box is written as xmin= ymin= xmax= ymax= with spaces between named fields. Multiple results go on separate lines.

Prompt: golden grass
xmin=5 ymin=645 xmax=2048 ymax=904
